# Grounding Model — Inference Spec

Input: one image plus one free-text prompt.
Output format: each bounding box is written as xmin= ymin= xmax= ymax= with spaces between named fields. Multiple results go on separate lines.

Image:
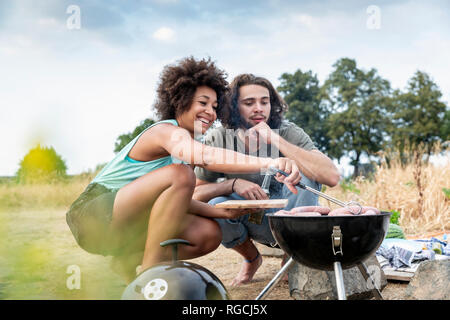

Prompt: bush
xmin=443 ymin=187 xmax=450 ymax=200
xmin=16 ymin=145 xmax=67 ymax=184
xmin=339 ymin=178 xmax=360 ymax=194
xmin=390 ymin=210 xmax=401 ymax=225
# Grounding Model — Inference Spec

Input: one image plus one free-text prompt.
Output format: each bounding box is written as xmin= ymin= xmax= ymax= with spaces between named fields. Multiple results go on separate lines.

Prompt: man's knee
xmin=300 ymin=172 xmax=321 ymax=191
xmin=208 ymin=196 xmax=230 ymax=206
xmin=283 ymin=172 xmax=321 ymax=208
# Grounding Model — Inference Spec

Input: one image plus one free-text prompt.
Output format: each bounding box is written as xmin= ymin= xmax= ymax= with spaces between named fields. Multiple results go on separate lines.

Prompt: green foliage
xmin=442 ymin=188 xmax=450 ymax=199
xmin=277 ymin=70 xmax=331 ymax=154
xmin=114 ymin=118 xmax=155 ymax=153
xmin=390 ymin=210 xmax=401 ymax=225
xmin=339 ymin=178 xmax=360 ymax=194
xmin=320 ymin=58 xmax=392 ymax=178
xmin=441 ymin=109 xmax=450 ymax=141
xmin=16 ymin=144 xmax=67 ymax=184
xmin=388 ymin=71 xmax=448 ymax=157
xmin=386 ymin=223 xmax=406 ymax=239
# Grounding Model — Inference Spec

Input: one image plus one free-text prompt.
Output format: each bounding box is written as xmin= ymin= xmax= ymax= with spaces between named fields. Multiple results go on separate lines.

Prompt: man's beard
xmin=239 ymin=116 xmax=254 ymax=130
xmin=239 ymin=116 xmax=268 ymax=130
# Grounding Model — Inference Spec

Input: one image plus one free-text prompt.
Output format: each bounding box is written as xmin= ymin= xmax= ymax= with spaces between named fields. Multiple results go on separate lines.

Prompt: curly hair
xmin=153 ymin=56 xmax=229 ymax=123
xmin=225 ymin=74 xmax=288 ymax=130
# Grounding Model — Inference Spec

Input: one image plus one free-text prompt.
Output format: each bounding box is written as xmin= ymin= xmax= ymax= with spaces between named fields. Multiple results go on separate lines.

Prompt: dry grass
xmin=320 ymin=147 xmax=450 ymax=236
xmin=0 ymin=174 xmax=92 ymax=211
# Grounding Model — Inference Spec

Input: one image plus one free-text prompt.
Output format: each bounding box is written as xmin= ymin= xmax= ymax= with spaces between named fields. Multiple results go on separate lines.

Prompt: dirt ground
xmin=190 ymin=243 xmax=409 ymax=300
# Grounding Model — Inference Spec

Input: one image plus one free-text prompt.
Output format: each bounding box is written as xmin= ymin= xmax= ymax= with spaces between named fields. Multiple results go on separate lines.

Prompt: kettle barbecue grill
xmin=255 ymin=168 xmax=391 ymax=300
xmin=121 ymin=239 xmax=230 ymax=300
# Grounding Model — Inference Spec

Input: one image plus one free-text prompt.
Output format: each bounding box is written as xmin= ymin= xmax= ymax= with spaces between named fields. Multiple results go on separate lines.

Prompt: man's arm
xmin=193 ymin=178 xmax=270 ymax=202
xmin=250 ymin=122 xmax=340 ymax=187
xmin=193 ymin=178 xmax=234 ymax=202
xmin=277 ymin=137 xmax=340 ymax=187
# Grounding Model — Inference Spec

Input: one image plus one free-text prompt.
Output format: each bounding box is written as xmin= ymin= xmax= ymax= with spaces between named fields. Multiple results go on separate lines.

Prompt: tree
xmin=114 ymin=118 xmax=155 ymax=153
xmin=320 ymin=58 xmax=392 ymax=177
xmin=277 ymin=69 xmax=331 ymax=153
xmin=442 ymin=109 xmax=450 ymax=143
xmin=388 ymin=71 xmax=449 ymax=158
xmin=16 ymin=144 xmax=67 ymax=183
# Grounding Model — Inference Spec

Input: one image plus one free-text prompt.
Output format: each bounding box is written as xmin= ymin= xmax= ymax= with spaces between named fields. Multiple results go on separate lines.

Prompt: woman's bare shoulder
xmin=144 ymin=122 xmax=188 ymax=140
xmin=130 ymin=122 xmax=188 ymax=160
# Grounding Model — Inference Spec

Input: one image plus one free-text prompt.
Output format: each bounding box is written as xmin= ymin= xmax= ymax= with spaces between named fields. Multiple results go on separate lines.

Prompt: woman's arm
xmin=159 ymin=124 xmax=273 ymax=173
xmin=188 ymin=197 xmax=256 ymax=219
xmin=140 ymin=123 xmax=302 ymax=189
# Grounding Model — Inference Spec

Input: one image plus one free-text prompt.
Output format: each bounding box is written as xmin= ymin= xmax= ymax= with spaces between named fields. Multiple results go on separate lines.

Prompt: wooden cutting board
xmin=214 ymin=199 xmax=288 ymax=209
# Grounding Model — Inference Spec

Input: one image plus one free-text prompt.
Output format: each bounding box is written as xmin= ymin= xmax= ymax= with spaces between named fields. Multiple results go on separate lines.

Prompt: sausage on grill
xmin=290 ymin=206 xmax=331 ymax=215
xmin=329 ymin=206 xmax=381 ymax=216
xmin=290 ymin=211 xmax=322 ymax=217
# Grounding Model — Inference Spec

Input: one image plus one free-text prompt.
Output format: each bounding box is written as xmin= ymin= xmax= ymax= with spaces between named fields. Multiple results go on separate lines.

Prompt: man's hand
xmin=233 ymin=179 xmax=269 ymax=200
xmin=247 ymin=121 xmax=273 ymax=145
xmin=267 ymin=157 xmax=301 ymax=194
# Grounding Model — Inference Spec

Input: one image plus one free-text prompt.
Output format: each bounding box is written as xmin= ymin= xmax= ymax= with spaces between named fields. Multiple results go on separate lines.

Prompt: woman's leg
xmin=109 ymin=164 xmax=221 ymax=278
xmin=111 ymin=214 xmax=222 ymax=283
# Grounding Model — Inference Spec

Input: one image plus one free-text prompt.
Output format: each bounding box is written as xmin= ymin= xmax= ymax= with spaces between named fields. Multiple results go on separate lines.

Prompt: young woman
xmin=66 ymin=57 xmax=301 ymax=283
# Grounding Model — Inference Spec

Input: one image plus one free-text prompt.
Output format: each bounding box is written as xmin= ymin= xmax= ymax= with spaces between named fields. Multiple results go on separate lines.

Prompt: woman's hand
xmin=267 ymin=157 xmax=301 ymax=194
xmin=232 ymin=179 xmax=269 ymax=200
xmin=214 ymin=207 xmax=262 ymax=219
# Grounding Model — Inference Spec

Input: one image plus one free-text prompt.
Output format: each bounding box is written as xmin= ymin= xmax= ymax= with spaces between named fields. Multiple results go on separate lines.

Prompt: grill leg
xmin=333 ymin=261 xmax=347 ymax=300
xmin=357 ymin=262 xmax=384 ymax=300
xmin=255 ymin=257 xmax=295 ymax=300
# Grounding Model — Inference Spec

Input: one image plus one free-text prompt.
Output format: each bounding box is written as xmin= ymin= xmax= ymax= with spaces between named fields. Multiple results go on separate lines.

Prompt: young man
xmin=193 ymin=74 xmax=340 ymax=286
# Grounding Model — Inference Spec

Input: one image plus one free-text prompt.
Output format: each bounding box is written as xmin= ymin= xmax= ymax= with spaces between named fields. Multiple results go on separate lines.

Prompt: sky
xmin=0 ymin=0 xmax=449 ymax=176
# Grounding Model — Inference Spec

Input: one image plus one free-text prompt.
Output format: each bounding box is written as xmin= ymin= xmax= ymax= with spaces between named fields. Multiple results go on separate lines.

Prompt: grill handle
xmin=160 ymin=239 xmax=193 ymax=262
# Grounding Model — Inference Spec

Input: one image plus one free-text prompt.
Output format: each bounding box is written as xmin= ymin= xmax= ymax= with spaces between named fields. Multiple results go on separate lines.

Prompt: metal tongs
xmin=267 ymin=167 xmax=363 ymax=215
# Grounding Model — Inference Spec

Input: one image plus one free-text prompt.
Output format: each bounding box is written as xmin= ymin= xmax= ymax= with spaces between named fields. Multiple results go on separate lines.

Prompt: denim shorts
xmin=66 ymin=183 xmax=118 ymax=256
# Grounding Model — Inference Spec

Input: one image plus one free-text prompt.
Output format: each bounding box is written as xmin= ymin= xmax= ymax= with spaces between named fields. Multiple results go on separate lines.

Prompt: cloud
xmin=152 ymin=27 xmax=176 ymax=42
xmin=291 ymin=14 xmax=316 ymax=29
xmin=37 ymin=17 xmax=60 ymax=27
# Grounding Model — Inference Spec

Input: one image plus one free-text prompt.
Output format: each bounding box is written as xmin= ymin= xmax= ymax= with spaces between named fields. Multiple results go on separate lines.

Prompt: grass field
xmin=0 ymin=151 xmax=448 ymax=299
xmin=0 ymin=208 xmax=126 ymax=299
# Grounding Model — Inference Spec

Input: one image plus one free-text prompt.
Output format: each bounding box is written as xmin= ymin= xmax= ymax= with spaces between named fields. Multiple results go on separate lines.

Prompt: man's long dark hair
xmin=224 ymin=74 xmax=288 ymax=130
